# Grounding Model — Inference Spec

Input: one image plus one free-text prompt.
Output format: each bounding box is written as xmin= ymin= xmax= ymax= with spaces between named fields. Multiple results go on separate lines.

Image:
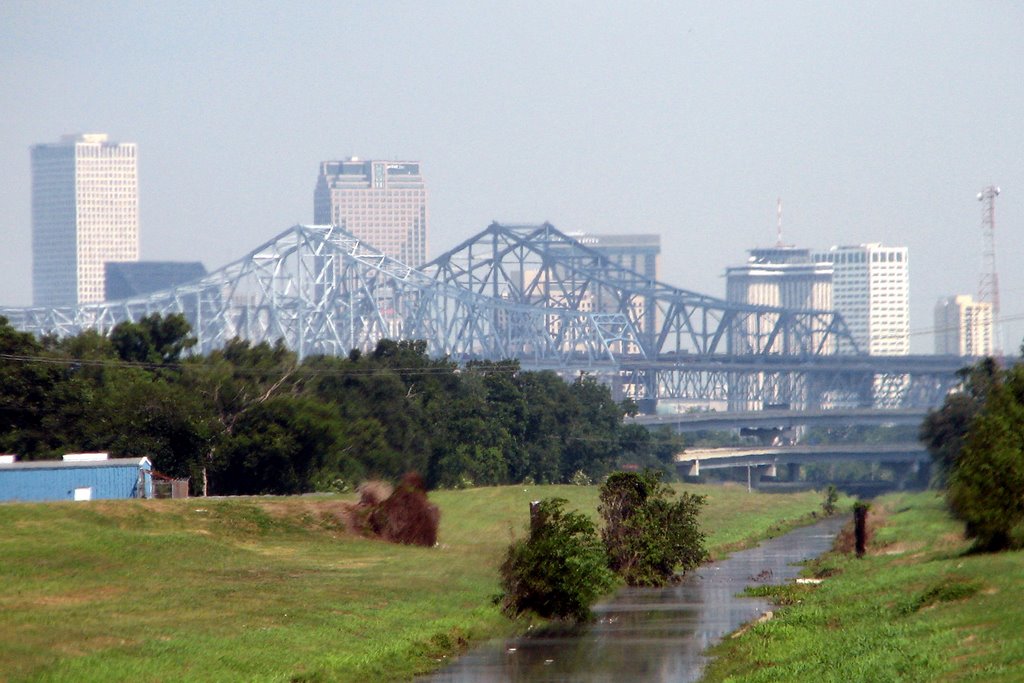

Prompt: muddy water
xmin=423 ymin=516 xmax=845 ymax=683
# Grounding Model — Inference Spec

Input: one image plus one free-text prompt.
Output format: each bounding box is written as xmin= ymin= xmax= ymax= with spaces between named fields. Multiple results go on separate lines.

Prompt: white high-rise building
xmin=812 ymin=244 xmax=909 ymax=355
xmin=935 ymin=295 xmax=993 ymax=357
xmin=314 ymin=158 xmax=428 ymax=267
xmin=726 ymin=246 xmax=835 ymax=354
xmin=31 ymin=133 xmax=139 ymax=306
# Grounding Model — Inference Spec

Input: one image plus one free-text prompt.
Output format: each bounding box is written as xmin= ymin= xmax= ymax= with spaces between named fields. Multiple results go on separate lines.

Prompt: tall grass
xmin=0 ymin=483 xmax=826 ymax=682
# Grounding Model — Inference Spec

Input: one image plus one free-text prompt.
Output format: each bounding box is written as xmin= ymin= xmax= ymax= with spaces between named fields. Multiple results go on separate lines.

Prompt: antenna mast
xmin=977 ymin=185 xmax=1001 ymax=354
xmin=776 ymin=198 xmax=783 ymax=247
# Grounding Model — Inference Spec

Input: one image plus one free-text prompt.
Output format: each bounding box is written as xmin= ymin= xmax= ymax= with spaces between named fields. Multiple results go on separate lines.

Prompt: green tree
xmin=79 ymin=369 xmax=215 ymax=481
xmin=110 ymin=313 xmax=196 ymax=364
xmin=946 ymin=366 xmax=1024 ymax=550
xmin=499 ymin=498 xmax=617 ymax=621
xmin=920 ymin=358 xmax=998 ymax=486
xmin=599 ymin=470 xmax=707 ymax=586
xmin=185 ymin=338 xmax=301 ymax=492
xmin=215 ymin=395 xmax=346 ymax=495
xmin=0 ymin=317 xmax=65 ymax=458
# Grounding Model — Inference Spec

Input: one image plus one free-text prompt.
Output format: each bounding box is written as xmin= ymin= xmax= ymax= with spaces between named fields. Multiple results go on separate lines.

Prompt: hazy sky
xmin=2 ymin=2 xmax=1022 ymax=352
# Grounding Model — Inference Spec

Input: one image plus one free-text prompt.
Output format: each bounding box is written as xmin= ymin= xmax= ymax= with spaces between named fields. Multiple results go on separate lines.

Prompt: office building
xmin=560 ymin=232 xmax=661 ymax=349
xmin=726 ymin=245 xmax=835 ymax=357
xmin=314 ymin=158 xmax=428 ymax=267
xmin=935 ymin=295 xmax=993 ymax=357
xmin=812 ymin=244 xmax=909 ymax=356
xmin=568 ymin=232 xmax=660 ymax=280
xmin=726 ymin=246 xmax=833 ymax=311
xmin=104 ymin=261 xmax=207 ymax=301
xmin=31 ymin=133 xmax=139 ymax=306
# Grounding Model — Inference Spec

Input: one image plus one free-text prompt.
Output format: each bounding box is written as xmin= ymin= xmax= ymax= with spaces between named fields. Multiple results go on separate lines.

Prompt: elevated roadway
xmin=630 ymin=407 xmax=929 ymax=433
xmin=675 ymin=442 xmax=929 ymax=474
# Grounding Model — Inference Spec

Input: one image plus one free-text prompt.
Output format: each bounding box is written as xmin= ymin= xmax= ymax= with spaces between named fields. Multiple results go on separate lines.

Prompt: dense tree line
xmin=0 ymin=315 xmax=681 ymax=495
xmin=920 ymin=355 xmax=1024 ymax=550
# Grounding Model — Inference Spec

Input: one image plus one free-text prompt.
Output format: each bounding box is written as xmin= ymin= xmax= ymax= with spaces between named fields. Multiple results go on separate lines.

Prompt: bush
xmin=364 ymin=473 xmax=439 ymax=547
xmin=822 ymin=485 xmax=839 ymax=516
xmin=599 ymin=470 xmax=707 ymax=586
xmin=499 ymin=498 xmax=617 ymax=622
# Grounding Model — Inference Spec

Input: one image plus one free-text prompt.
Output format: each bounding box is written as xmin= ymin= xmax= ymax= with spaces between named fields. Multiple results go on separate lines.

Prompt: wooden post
xmin=529 ymin=500 xmax=541 ymax=535
xmin=854 ymin=503 xmax=869 ymax=558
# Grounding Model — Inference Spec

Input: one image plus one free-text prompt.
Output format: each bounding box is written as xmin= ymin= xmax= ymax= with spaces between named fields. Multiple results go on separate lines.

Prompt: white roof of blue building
xmin=0 ymin=457 xmax=151 ymax=470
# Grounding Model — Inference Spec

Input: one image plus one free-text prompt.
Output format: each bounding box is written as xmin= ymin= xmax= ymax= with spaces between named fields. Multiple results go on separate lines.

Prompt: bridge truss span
xmin=1 ymin=225 xmax=642 ymax=366
xmin=1 ymin=222 xmax=968 ymax=410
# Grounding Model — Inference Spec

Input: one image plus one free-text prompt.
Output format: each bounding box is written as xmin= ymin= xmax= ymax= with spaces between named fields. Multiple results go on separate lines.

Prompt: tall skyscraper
xmin=726 ymin=246 xmax=833 ymax=311
xmin=31 ymin=133 xmax=139 ymax=306
xmin=934 ymin=295 xmax=993 ymax=357
xmin=314 ymin=158 xmax=428 ymax=267
xmin=726 ymin=245 xmax=835 ymax=357
xmin=812 ymin=243 xmax=909 ymax=355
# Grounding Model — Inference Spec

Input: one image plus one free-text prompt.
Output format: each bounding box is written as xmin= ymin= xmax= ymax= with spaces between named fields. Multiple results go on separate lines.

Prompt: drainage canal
xmin=424 ymin=515 xmax=845 ymax=682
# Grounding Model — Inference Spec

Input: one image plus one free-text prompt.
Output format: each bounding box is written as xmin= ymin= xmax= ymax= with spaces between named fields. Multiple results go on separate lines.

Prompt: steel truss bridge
xmin=1 ymin=222 xmax=968 ymax=410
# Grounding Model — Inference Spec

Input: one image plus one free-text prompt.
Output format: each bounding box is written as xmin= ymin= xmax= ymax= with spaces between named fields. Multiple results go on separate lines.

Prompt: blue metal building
xmin=0 ymin=457 xmax=153 ymax=503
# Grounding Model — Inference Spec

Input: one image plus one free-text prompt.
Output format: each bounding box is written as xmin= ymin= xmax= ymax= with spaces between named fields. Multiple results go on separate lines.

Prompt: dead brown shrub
xmin=360 ymin=473 xmax=440 ymax=547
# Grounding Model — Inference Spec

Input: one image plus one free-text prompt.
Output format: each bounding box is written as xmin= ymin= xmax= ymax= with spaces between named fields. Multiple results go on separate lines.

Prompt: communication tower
xmin=977 ymin=185 xmax=1001 ymax=354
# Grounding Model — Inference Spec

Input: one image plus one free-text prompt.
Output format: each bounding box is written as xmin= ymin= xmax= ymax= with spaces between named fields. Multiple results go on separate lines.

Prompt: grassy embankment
xmin=0 ymin=483 xmax=829 ymax=682
xmin=702 ymin=490 xmax=1024 ymax=682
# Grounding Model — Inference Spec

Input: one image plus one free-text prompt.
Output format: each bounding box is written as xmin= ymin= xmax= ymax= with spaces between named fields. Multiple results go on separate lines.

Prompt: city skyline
xmin=1 ymin=4 xmax=1022 ymax=352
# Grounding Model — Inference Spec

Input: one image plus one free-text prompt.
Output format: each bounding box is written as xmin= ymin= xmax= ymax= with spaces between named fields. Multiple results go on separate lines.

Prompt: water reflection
xmin=424 ymin=516 xmax=845 ymax=682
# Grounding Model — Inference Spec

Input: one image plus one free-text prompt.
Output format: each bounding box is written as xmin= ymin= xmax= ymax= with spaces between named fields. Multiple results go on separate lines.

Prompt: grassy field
xmin=0 ymin=482 xmax=828 ymax=682
xmin=702 ymin=490 xmax=1024 ymax=682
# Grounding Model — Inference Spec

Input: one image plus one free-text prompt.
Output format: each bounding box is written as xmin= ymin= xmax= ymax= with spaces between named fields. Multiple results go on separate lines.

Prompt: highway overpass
xmin=675 ymin=442 xmax=929 ymax=476
xmin=631 ymin=407 xmax=929 ymax=433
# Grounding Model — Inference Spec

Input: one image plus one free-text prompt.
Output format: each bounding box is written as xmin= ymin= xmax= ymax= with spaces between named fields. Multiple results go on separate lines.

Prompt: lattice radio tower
xmin=977 ymin=185 xmax=1001 ymax=354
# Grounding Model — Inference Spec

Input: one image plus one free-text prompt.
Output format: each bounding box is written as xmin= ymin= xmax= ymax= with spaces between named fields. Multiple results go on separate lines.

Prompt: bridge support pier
xmin=890 ymin=460 xmax=931 ymax=490
xmin=685 ymin=460 xmax=700 ymax=480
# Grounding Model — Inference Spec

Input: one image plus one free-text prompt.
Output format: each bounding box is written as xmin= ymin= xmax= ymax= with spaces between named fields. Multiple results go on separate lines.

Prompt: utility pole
xmin=977 ymin=185 xmax=1002 ymax=355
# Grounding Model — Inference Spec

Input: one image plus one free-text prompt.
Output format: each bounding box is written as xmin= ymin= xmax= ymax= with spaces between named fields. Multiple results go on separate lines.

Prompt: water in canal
xmin=424 ymin=515 xmax=846 ymax=682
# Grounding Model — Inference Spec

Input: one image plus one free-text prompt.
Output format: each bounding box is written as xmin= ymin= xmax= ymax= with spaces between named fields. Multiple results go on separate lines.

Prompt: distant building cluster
xmin=726 ymin=242 xmax=912 ymax=356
